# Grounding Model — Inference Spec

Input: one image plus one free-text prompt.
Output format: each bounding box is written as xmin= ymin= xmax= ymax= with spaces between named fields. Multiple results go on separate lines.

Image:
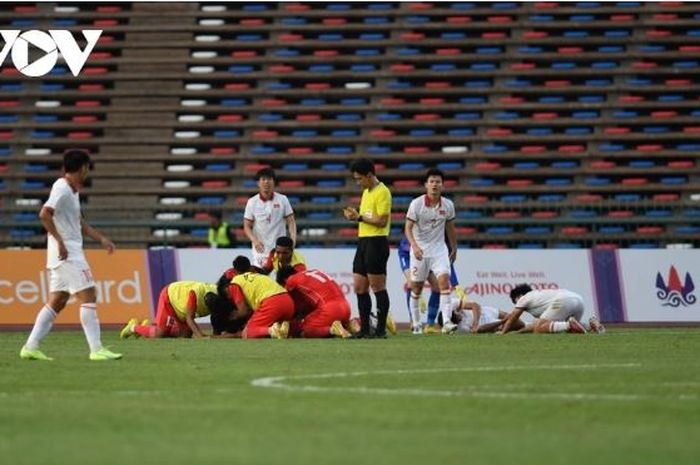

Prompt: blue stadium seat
xmin=197 ymin=197 xmax=225 ymax=205
xmin=524 ymin=226 xmax=552 ymax=235
xmin=316 ymin=180 xmax=344 ymax=187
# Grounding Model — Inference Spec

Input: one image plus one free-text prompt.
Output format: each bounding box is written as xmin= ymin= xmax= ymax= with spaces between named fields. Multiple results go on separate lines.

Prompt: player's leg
xmin=536 ymin=299 xmax=586 ymax=334
xmin=20 ymin=270 xmax=70 ymax=360
xmin=367 ymin=237 xmax=390 ymax=337
xmin=352 ymin=239 xmax=372 ymax=337
xmin=134 ymin=287 xmax=173 ymax=337
xmin=243 ymin=293 xmax=295 ymax=339
xmin=62 ymin=261 xmax=121 ymax=360
xmin=425 ymin=272 xmax=440 ymax=332
xmin=408 ymin=254 xmax=430 ymax=334
xmin=431 ymin=251 xmax=456 ymax=334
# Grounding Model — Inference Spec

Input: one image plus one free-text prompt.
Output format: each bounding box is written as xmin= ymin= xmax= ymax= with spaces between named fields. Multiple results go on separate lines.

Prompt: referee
xmin=343 ymin=159 xmax=392 ymax=338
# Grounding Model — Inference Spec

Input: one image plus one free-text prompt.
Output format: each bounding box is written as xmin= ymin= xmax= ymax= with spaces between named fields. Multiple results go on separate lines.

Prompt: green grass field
xmin=2 ymin=329 xmax=699 ymax=465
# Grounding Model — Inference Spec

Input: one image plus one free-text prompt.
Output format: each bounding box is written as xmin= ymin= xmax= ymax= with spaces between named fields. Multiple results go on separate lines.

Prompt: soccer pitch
xmin=2 ymin=329 xmax=699 ymax=465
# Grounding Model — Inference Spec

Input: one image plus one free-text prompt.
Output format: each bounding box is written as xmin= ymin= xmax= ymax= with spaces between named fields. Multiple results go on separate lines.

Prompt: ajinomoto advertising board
xmin=0 ymin=250 xmax=151 ymax=324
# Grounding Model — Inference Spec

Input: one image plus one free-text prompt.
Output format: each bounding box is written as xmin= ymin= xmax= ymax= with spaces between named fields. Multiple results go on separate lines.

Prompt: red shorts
xmin=302 ymin=298 xmax=351 ymax=331
xmin=244 ymin=293 xmax=295 ymax=336
xmin=154 ymin=286 xmax=189 ymax=336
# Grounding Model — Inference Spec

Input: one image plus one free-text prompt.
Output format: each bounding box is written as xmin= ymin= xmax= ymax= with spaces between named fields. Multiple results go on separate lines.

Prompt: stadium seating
xmin=0 ymin=1 xmax=699 ymax=248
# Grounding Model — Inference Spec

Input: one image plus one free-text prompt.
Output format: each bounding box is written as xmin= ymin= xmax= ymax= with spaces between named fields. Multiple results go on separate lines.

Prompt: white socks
xmin=410 ymin=292 xmax=421 ymax=328
xmin=25 ymin=305 xmax=57 ymax=350
xmin=439 ymin=292 xmax=452 ymax=326
xmin=80 ymin=303 xmax=103 ymax=353
xmin=549 ymin=321 xmax=569 ymax=333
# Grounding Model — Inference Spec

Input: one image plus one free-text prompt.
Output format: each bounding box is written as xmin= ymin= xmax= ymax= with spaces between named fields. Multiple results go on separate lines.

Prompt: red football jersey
xmin=285 ymin=269 xmax=346 ymax=310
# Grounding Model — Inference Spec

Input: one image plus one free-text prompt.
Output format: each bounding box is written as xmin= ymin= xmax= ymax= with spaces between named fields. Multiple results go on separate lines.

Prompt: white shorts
xmin=49 ymin=260 xmax=95 ymax=295
xmin=409 ymin=249 xmax=451 ymax=283
xmin=539 ymin=296 xmax=584 ymax=322
xmin=251 ymin=248 xmax=271 ymax=269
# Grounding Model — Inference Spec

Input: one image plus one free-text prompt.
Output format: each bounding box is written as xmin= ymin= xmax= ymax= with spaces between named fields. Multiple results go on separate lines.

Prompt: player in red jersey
xmin=277 ymin=265 xmax=352 ymax=338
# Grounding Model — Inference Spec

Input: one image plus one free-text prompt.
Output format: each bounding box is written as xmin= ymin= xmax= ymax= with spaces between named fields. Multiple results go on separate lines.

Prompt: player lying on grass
xmin=121 ymin=281 xmax=218 ymax=339
xmin=277 ymin=266 xmax=353 ymax=338
xmin=220 ymin=255 xmax=296 ymax=339
xmin=500 ymin=284 xmax=605 ymax=335
xmin=438 ymin=298 xmax=527 ymax=334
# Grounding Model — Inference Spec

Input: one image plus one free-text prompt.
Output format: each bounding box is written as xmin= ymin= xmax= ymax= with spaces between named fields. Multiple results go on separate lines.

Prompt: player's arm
xmin=39 ymin=206 xmax=68 ymax=260
xmin=446 ymin=219 xmax=457 ymax=263
xmin=500 ymin=307 xmax=525 ymax=334
xmin=185 ymin=290 xmax=206 ymax=338
xmin=81 ymin=217 xmax=115 ymax=254
xmin=285 ymin=214 xmax=297 ymax=246
xmin=404 ymin=217 xmax=423 ymax=260
xmin=243 ymin=218 xmax=264 ymax=253
xmin=228 ymin=284 xmax=253 ymax=320
xmin=462 ymin=301 xmax=482 ymax=333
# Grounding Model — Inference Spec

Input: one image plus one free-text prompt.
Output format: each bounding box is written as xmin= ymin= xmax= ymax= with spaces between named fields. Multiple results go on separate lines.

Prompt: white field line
xmin=250 ymin=363 xmax=698 ymax=402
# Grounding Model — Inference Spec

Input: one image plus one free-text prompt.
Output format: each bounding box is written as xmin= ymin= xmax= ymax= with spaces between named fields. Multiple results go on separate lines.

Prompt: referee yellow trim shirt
xmin=358 ymin=182 xmax=392 ymax=237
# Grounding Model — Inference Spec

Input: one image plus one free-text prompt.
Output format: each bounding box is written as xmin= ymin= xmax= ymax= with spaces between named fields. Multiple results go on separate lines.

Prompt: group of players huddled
xmin=121 ymin=159 xmax=605 ymax=340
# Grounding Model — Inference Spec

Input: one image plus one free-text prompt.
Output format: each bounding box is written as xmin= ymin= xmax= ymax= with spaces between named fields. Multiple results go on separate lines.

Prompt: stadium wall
xmin=0 ymin=250 xmax=698 ymax=325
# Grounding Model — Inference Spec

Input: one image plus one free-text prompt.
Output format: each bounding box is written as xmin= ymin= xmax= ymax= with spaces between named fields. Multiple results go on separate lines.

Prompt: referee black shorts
xmin=353 ymin=236 xmax=390 ymax=276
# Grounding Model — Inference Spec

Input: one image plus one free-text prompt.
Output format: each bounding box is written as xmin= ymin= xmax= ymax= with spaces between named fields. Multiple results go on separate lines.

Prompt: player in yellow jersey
xmin=262 ymin=235 xmax=307 ymax=276
xmin=221 ymin=256 xmax=296 ymax=339
xmin=120 ymin=281 xmax=218 ymax=338
xmin=343 ymin=158 xmax=392 ymax=338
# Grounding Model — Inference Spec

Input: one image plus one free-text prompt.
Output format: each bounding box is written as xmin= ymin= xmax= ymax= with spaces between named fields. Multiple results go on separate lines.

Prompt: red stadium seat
xmin=425 ymin=81 xmax=451 ymax=89
xmin=464 ymin=195 xmax=488 ymax=204
xmin=532 ymin=211 xmax=558 ymax=219
xmin=210 ymin=147 xmax=236 ymax=155
xmin=288 ymin=147 xmax=313 ymax=155
xmin=637 ymin=226 xmax=664 ymax=234
xmin=202 ymin=180 xmax=228 ymax=188
xmin=393 ymin=180 xmax=420 ymax=188
xmin=562 ymin=227 xmax=588 ymax=235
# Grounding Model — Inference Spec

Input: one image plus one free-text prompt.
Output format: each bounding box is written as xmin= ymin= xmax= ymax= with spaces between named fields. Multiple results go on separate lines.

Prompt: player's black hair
xmin=510 ymin=284 xmax=533 ymax=304
xmin=206 ymin=292 xmax=247 ymax=335
xmin=275 ymin=236 xmax=294 ymax=248
xmin=350 ymin=158 xmax=375 ymax=176
xmin=436 ymin=311 xmax=460 ymax=327
xmin=232 ymin=255 xmax=251 ymax=273
xmin=255 ymin=167 xmax=276 ymax=182
xmin=63 ymin=149 xmax=93 ymax=173
xmin=423 ymin=168 xmax=445 ymax=183
xmin=276 ymin=265 xmax=298 ymax=286
xmin=210 ymin=210 xmax=223 ymax=220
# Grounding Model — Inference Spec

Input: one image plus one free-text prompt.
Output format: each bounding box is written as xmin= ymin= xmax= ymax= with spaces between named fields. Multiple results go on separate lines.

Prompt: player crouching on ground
xmin=220 ymin=256 xmax=296 ymax=339
xmin=500 ymin=284 xmax=605 ymax=335
xmin=277 ymin=265 xmax=353 ymax=339
xmin=207 ymin=292 xmax=249 ymax=338
xmin=121 ymin=281 xmax=219 ymax=339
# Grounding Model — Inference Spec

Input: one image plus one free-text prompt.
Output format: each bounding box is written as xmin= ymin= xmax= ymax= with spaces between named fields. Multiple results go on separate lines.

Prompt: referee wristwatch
xmin=357 ymin=214 xmax=363 ymax=223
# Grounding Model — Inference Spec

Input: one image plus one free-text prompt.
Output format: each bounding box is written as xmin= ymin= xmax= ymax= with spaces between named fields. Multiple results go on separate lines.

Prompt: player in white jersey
xmin=20 ymin=150 xmax=122 ymax=361
xmin=405 ymin=168 xmax=458 ymax=335
xmin=243 ymin=167 xmax=296 ymax=268
xmin=501 ymin=284 xmax=605 ymax=334
xmin=437 ymin=296 xmax=526 ymax=334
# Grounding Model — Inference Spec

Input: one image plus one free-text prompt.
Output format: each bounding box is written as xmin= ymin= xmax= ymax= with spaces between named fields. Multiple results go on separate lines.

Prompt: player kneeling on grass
xmin=500 ymin=284 xmax=605 ymax=335
xmin=277 ymin=265 xmax=353 ymax=339
xmin=121 ymin=281 xmax=218 ymax=339
xmin=207 ymin=292 xmax=249 ymax=338
xmin=220 ymin=256 xmax=296 ymax=339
